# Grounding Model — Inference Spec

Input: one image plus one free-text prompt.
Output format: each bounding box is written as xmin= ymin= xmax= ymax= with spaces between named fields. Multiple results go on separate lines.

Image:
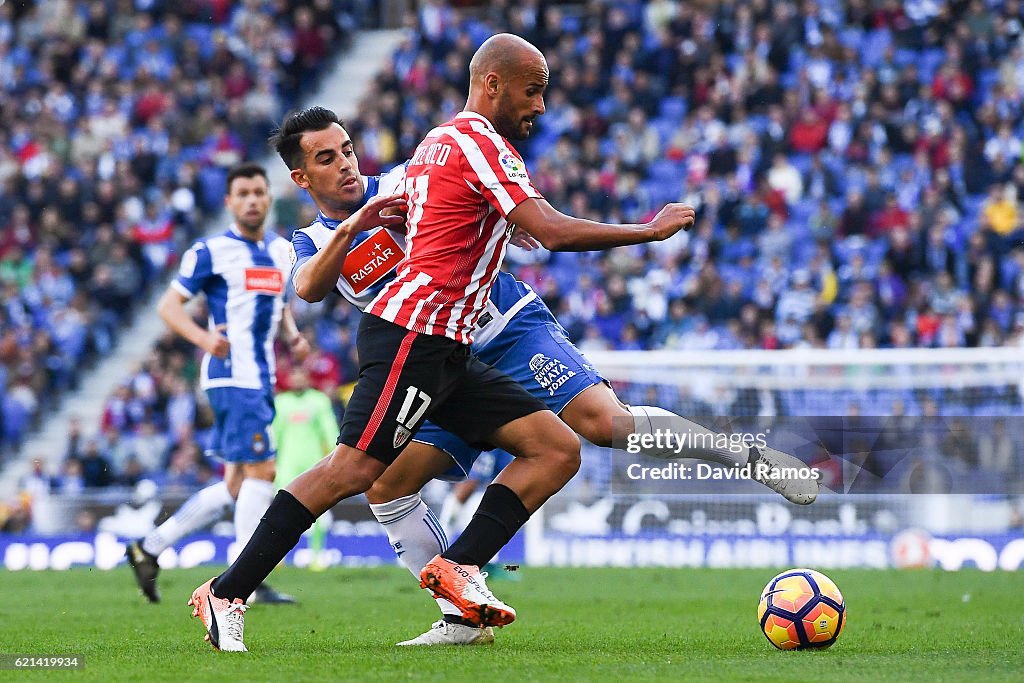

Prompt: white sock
xmin=234 ymin=478 xmax=276 ymax=548
xmin=370 ymin=493 xmax=461 ymax=618
xmin=629 ymin=405 xmax=750 ymax=467
xmin=141 ymin=480 xmax=233 ymax=556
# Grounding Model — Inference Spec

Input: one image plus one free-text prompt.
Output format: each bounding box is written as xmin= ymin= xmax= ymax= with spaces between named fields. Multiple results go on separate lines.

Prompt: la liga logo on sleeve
xmin=499 ymin=151 xmax=528 ymax=180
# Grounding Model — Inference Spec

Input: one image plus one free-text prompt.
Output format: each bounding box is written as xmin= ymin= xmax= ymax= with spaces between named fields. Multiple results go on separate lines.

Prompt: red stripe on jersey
xmin=432 ymin=209 xmax=503 ymax=340
xmin=356 ymin=329 xmax=418 ymax=452
xmin=366 ymin=113 xmax=542 ymax=344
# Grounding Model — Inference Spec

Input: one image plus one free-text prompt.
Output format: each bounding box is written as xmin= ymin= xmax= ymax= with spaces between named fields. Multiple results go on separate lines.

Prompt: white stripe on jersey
xmin=472 ymin=290 xmax=539 ymax=348
xmin=423 ymin=125 xmax=517 ymax=338
xmin=379 ymin=270 xmax=433 ymax=322
xmin=409 ymin=286 xmax=443 ymax=332
xmin=444 ymin=213 xmax=509 ymax=339
xmin=467 ymin=118 xmax=541 ymax=202
xmin=441 ymin=124 xmax=519 ymax=216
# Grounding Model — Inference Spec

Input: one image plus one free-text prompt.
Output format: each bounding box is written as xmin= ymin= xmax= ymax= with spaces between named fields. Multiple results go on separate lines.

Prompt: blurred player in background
xmin=272 ymin=366 xmax=339 ymax=570
xmin=126 ymin=163 xmax=309 ymax=604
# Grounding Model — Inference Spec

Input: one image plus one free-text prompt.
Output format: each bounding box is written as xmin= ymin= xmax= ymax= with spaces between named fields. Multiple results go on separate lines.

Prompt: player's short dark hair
xmin=225 ymin=162 xmax=268 ymax=193
xmin=269 ymin=106 xmax=345 ymax=170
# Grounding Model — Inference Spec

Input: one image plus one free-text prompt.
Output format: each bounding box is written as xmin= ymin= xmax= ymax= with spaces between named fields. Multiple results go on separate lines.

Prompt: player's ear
xmin=484 ymin=71 xmax=501 ymax=97
xmin=290 ymin=167 xmax=309 ymax=189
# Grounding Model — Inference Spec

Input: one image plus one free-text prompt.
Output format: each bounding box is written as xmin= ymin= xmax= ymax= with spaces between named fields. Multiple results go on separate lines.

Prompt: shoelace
xmin=222 ymin=602 xmax=248 ymax=642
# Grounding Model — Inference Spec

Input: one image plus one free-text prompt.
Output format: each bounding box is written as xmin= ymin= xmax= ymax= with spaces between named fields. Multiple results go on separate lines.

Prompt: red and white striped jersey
xmin=365 ymin=111 xmax=543 ymax=344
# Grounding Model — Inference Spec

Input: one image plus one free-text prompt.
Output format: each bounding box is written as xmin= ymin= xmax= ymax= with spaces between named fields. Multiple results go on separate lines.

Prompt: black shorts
xmin=337 ymin=314 xmax=547 ymax=464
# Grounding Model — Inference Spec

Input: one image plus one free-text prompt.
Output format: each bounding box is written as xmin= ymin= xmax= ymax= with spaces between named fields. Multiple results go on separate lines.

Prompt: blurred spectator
xmin=0 ymin=0 xmax=359 ymax=453
xmin=79 ymin=439 xmax=113 ymax=488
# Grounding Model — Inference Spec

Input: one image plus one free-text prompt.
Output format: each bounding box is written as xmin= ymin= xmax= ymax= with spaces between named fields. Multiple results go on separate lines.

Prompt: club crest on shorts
xmin=394 ymin=424 xmax=413 ymax=449
xmin=252 ymin=432 xmax=267 ymax=455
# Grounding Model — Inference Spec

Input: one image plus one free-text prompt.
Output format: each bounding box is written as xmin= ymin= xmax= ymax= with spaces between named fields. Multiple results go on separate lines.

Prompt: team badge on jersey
xmin=342 ymin=229 xmax=405 ymax=295
xmin=393 ymin=424 xmax=413 ymax=450
xmin=499 ymin=151 xmax=528 ymax=181
xmin=244 ymin=267 xmax=284 ymax=294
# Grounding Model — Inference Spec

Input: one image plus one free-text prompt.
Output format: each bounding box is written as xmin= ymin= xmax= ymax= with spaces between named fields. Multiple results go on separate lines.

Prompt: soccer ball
xmin=757 ymin=568 xmax=846 ymax=650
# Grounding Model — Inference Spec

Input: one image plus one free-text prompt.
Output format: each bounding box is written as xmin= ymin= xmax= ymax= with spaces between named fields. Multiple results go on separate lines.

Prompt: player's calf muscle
xmin=286 ymin=447 xmax=384 ymax=515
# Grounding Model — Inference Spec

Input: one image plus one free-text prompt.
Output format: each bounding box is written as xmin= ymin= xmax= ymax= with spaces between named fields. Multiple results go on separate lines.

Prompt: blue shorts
xmin=206 ymin=387 xmax=276 ymax=464
xmin=414 ymin=322 xmax=603 ymax=480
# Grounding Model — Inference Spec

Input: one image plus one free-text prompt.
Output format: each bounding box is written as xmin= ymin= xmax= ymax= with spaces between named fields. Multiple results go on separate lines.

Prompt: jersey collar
xmin=455 ymin=111 xmax=495 ymax=131
xmin=227 ymin=224 xmax=265 ymax=248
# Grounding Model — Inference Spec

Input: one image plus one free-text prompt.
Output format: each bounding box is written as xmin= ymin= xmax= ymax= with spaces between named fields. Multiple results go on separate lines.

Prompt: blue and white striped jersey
xmin=173 ymin=226 xmax=292 ymax=393
xmin=290 ymin=165 xmax=545 ymax=351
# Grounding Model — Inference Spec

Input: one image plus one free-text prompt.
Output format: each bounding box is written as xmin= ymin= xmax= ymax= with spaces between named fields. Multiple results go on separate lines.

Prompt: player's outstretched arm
xmin=293 ymin=193 xmax=406 ymax=302
xmin=506 ymin=198 xmax=695 ymax=252
xmin=156 ymin=287 xmax=229 ymax=358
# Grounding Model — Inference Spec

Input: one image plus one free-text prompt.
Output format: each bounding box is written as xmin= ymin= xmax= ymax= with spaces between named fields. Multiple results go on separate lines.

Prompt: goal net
xmin=524 ymin=348 xmax=1024 ymax=570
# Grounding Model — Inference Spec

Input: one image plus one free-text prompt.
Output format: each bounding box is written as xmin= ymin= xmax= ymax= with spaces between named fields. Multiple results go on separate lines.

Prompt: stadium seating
xmin=0 ymin=1 xmax=355 ymax=463
xmin=5 ymin=1 xmax=1024 ymax=492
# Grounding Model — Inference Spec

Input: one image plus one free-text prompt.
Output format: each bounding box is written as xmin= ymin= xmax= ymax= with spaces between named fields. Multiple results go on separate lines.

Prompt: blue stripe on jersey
xmin=177 ymin=241 xmax=214 ymax=296
xmin=242 ymin=237 xmax=276 ymax=392
xmin=204 ymin=272 xmax=231 ymax=380
xmin=360 ymin=175 xmax=380 ymax=210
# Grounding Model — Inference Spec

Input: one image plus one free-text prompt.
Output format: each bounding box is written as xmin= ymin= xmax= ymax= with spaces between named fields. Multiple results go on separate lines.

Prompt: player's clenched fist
xmin=204 ymin=323 xmax=230 ymax=359
xmin=647 ymin=203 xmax=696 ymax=241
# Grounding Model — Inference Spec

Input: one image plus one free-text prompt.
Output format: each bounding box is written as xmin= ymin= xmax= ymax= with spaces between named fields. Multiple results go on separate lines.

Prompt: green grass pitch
xmin=1 ymin=565 xmax=1022 ymax=681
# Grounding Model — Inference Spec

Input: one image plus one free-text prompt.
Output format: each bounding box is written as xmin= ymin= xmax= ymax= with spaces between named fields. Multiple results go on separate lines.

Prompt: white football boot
xmin=396 ymin=620 xmax=496 ymax=646
xmin=748 ymin=445 xmax=820 ymax=505
xmin=189 ymin=578 xmax=249 ymax=652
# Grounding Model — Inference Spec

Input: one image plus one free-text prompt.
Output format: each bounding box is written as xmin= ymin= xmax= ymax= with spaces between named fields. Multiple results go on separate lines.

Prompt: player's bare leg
xmin=288 ymin=444 xmax=389 ymax=514
xmin=367 ymin=444 xmax=495 ymax=646
xmin=420 ymin=410 xmax=580 ymax=627
xmin=189 ymin=444 xmax=386 ymax=648
xmin=561 ymin=383 xmax=818 ymax=504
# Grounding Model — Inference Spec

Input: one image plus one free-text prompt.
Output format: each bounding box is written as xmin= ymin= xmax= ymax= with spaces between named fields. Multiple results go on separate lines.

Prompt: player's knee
xmin=323 ymin=448 xmax=382 ymax=495
xmin=365 ymin=478 xmax=396 ymax=505
xmin=577 ymin=415 xmax=614 ymax=448
xmin=243 ymin=459 xmax=276 ymax=483
xmin=547 ymin=429 xmax=582 ymax=482
xmin=579 ymin=404 xmax=633 ymax=448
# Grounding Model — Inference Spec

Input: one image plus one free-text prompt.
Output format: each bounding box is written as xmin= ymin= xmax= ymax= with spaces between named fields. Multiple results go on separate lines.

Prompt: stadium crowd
xmin=5 ymin=0 xmax=1024 ymax=502
xmin=341 ymin=0 xmax=1024 ymax=358
xmin=0 ymin=0 xmax=359 ymax=457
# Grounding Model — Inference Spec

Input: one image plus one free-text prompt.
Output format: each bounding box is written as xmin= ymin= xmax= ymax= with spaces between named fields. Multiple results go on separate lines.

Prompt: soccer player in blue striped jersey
xmin=127 ymin=163 xmax=310 ymax=605
xmin=278 ymin=109 xmax=817 ymax=647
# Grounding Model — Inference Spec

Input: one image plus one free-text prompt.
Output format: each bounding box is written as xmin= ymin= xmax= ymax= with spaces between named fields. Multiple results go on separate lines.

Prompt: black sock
xmin=442 ymin=614 xmax=479 ymax=628
xmin=212 ymin=490 xmax=314 ymax=601
xmin=441 ymin=484 xmax=529 ymax=567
